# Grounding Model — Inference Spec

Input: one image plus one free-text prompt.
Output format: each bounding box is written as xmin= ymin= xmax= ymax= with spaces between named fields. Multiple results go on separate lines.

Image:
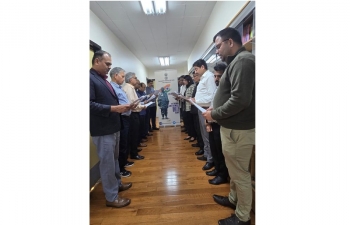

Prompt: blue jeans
xmin=92 ymin=132 xmax=121 ymax=202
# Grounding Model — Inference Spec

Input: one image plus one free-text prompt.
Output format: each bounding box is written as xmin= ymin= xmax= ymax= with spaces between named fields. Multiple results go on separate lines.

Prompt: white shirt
xmin=179 ymin=85 xmax=186 ymax=108
xmin=195 ymin=70 xmax=216 ymax=107
xmin=122 ymin=83 xmax=144 ymax=112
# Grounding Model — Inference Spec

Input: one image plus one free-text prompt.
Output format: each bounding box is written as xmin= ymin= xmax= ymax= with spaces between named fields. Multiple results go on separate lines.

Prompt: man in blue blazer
xmin=90 ymin=50 xmax=133 ymax=208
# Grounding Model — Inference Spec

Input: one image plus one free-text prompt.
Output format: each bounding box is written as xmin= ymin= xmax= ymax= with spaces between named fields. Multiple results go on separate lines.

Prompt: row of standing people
xmin=179 ymin=27 xmax=256 ymax=225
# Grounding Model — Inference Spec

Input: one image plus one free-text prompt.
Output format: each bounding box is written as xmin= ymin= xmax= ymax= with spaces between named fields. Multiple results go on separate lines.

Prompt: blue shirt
xmin=110 ymin=81 xmax=131 ymax=116
xmin=136 ymin=89 xmax=147 ymax=116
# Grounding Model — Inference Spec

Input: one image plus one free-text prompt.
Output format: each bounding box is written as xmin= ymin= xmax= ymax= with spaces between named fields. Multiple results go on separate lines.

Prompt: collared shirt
xmin=195 ymin=70 xmax=216 ymax=107
xmin=122 ymin=83 xmax=144 ymax=112
xmin=110 ymin=81 xmax=131 ymax=116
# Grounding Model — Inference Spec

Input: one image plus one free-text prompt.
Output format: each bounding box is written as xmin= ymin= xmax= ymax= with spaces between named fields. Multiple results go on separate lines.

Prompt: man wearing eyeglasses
xmin=123 ymin=72 xmax=147 ymax=160
xmin=205 ymin=63 xmax=229 ymax=186
xmin=202 ymin=27 xmax=255 ymax=225
xmin=191 ymin=59 xmax=217 ymax=171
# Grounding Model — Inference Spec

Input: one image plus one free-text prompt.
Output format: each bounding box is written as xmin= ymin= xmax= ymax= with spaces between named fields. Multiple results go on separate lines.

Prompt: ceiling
xmin=90 ymin=1 xmax=217 ymax=71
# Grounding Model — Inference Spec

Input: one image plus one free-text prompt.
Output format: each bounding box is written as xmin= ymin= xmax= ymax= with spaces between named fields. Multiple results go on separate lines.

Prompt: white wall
xmin=147 ymin=64 xmax=189 ymax=80
xmin=90 ymin=10 xmax=148 ymax=83
xmin=187 ymin=1 xmax=248 ymax=71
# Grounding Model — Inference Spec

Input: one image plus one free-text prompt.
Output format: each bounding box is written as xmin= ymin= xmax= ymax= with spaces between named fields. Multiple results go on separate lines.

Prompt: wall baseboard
xmin=90 ymin=162 xmax=100 ymax=189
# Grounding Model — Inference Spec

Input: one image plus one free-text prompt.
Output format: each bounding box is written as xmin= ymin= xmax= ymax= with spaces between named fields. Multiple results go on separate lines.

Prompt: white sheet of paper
xmin=188 ymin=99 xmax=206 ymax=113
xmin=144 ymin=102 xmax=154 ymax=107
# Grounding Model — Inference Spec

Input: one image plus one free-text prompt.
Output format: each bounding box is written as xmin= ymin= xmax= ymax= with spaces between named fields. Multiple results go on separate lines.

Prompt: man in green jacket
xmin=203 ymin=27 xmax=255 ymax=225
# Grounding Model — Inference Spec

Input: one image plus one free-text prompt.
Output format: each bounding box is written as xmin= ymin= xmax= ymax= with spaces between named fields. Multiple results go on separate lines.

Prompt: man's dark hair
xmin=213 ymin=27 xmax=242 ymax=46
xmin=140 ymin=82 xmax=146 ymax=88
xmin=147 ymin=79 xmax=153 ymax=84
xmin=192 ymin=59 xmax=207 ymax=70
xmin=92 ymin=50 xmax=111 ymax=65
xmin=214 ymin=63 xmax=227 ymax=74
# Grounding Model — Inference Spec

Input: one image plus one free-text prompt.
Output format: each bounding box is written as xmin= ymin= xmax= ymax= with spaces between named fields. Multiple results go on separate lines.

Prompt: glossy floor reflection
xmin=90 ymin=126 xmax=255 ymax=225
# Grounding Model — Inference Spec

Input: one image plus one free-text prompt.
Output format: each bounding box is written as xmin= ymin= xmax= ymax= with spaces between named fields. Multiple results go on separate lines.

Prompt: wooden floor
xmin=90 ymin=125 xmax=255 ymax=225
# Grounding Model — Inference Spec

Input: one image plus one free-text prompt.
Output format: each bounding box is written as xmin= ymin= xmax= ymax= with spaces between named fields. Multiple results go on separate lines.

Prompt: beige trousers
xmin=220 ymin=127 xmax=255 ymax=222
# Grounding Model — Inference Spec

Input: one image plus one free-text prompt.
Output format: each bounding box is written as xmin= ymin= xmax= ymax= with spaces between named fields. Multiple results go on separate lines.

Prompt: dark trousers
xmin=145 ymin=108 xmax=151 ymax=135
xmin=192 ymin=111 xmax=204 ymax=150
xmin=184 ymin=111 xmax=196 ymax=138
xmin=160 ymin=108 xmax=168 ymax=118
xmin=119 ymin=115 xmax=130 ymax=171
xmin=138 ymin=114 xmax=146 ymax=143
xmin=209 ymin=123 xmax=228 ymax=178
xmin=128 ymin=112 xmax=140 ymax=157
xmin=182 ymin=109 xmax=189 ymax=132
xmin=149 ymin=106 xmax=157 ymax=130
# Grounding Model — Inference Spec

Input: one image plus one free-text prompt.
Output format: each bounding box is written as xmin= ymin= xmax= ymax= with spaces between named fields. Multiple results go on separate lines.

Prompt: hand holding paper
xmin=202 ymin=107 xmax=213 ymax=121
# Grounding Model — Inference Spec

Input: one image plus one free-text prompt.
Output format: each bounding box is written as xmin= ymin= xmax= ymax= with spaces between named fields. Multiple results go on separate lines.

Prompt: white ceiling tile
xmin=167 ymin=26 xmax=182 ymax=36
xmin=167 ymin=4 xmax=186 ymax=17
xmin=184 ymin=3 xmax=206 ymax=16
xmin=112 ymin=19 xmax=134 ymax=30
xmin=120 ymin=1 xmax=144 ymax=13
xmin=103 ymin=8 xmax=128 ymax=20
xmin=202 ymin=2 xmax=217 ymax=16
xmin=166 ymin=17 xmax=184 ymax=27
xmin=183 ymin=16 xmax=201 ymax=26
xmin=96 ymin=1 xmax=123 ymax=10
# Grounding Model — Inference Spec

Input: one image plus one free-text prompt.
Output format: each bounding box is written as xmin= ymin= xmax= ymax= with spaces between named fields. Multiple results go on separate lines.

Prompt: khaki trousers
xmin=220 ymin=127 xmax=255 ymax=222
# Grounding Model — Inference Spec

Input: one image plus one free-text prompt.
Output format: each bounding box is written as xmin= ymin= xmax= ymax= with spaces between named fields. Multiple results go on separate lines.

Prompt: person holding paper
xmin=182 ymin=75 xmax=196 ymax=142
xmin=203 ymin=28 xmax=255 ymax=225
xmin=135 ymin=81 xmax=149 ymax=145
xmin=205 ymin=63 xmax=229 ymax=186
xmin=110 ymin=67 xmax=134 ymax=178
xmin=123 ymin=72 xmax=146 ymax=160
xmin=90 ymin=51 xmax=132 ymax=208
xmin=191 ymin=59 xmax=216 ymax=171
xmin=158 ymin=87 xmax=169 ymax=119
xmin=145 ymin=80 xmax=159 ymax=131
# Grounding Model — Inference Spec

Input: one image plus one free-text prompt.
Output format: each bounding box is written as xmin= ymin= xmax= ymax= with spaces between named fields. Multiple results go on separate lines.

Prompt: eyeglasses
xmin=215 ymin=39 xmax=229 ymax=50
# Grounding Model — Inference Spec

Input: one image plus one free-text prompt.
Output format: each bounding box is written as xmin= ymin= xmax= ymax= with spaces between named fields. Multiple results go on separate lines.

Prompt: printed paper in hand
xmin=144 ymin=102 xmax=155 ymax=107
xmin=188 ymin=99 xmax=206 ymax=113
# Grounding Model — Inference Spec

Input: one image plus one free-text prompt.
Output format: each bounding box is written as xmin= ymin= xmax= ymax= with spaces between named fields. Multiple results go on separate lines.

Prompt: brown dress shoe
xmin=106 ymin=197 xmax=131 ymax=208
xmin=119 ymin=182 xmax=132 ymax=192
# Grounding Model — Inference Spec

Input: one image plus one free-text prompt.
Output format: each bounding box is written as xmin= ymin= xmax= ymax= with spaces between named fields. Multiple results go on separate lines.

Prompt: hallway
xmin=90 ymin=126 xmax=255 ymax=225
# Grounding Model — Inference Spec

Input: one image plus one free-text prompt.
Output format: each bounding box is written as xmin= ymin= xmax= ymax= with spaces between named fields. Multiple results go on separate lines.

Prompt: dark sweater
xmin=212 ymin=47 xmax=255 ymax=130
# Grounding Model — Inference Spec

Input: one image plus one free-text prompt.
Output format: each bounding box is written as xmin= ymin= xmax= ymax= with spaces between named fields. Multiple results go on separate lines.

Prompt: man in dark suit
xmin=90 ymin=50 xmax=133 ymax=208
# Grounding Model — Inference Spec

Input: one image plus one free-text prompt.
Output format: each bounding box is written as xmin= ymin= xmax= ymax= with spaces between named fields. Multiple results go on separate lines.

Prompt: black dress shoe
xmin=195 ymin=149 xmax=204 ymax=155
xmin=213 ymin=194 xmax=236 ymax=210
xmin=202 ymin=162 xmax=214 ymax=170
xmin=192 ymin=143 xmax=200 ymax=147
xmin=197 ymin=155 xmax=207 ymax=161
xmin=209 ymin=176 xmax=228 ymax=185
xmin=184 ymin=136 xmax=191 ymax=140
xmin=130 ymin=155 xmax=145 ymax=160
xmin=189 ymin=138 xmax=196 ymax=142
xmin=206 ymin=169 xmax=218 ymax=176
xmin=137 ymin=148 xmax=142 ymax=152
xmin=147 ymin=133 xmax=153 ymax=136
xmin=153 ymin=127 xmax=160 ymax=130
xmin=218 ymin=214 xmax=250 ymax=225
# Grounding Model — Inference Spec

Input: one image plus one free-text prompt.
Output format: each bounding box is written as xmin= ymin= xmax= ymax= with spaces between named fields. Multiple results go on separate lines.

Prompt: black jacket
xmin=90 ymin=68 xmax=122 ymax=136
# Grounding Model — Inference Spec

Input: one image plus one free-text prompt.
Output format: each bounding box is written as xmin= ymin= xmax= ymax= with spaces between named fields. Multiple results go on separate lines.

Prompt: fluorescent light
xmin=154 ymin=0 xmax=166 ymax=14
xmin=164 ymin=57 xmax=169 ymax=65
xmin=159 ymin=56 xmax=170 ymax=66
xmin=206 ymin=54 xmax=216 ymax=63
xmin=140 ymin=0 xmax=154 ymax=15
